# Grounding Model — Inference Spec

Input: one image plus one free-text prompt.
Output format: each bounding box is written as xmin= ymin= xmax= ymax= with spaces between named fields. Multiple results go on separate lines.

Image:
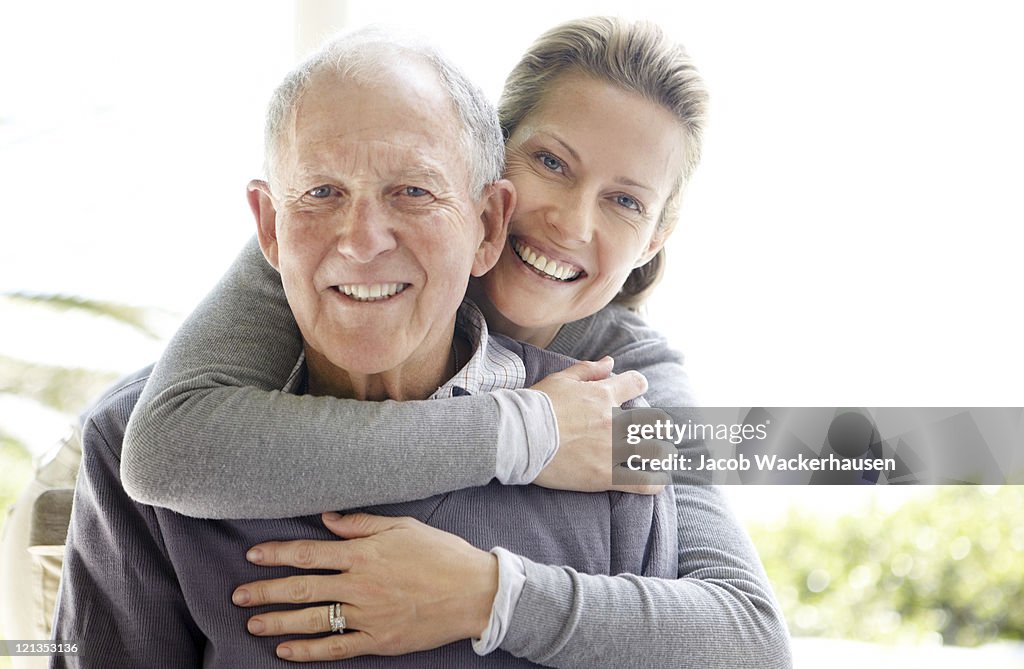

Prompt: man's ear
xmin=471 ymin=179 xmax=516 ymax=277
xmin=247 ymin=179 xmax=280 ymax=269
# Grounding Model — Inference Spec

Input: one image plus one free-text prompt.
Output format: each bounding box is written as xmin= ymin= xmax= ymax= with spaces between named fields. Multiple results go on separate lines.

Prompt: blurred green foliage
xmin=3 ymin=292 xmax=161 ymax=339
xmin=0 ymin=291 xmax=155 ymax=558
xmin=750 ymin=486 xmax=1024 ymax=646
xmin=0 ymin=355 xmax=119 ymax=415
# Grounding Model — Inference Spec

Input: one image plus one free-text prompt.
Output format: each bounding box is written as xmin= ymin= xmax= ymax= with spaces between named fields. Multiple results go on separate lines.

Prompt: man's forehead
xmin=290 ymin=140 xmax=456 ymax=184
xmin=277 ymin=67 xmax=467 ymax=181
xmin=299 ymin=63 xmax=454 ymax=126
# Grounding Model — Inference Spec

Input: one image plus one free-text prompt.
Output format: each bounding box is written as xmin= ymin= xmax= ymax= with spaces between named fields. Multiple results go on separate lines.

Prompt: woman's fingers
xmin=245 ymin=537 xmax=353 ymax=571
xmin=247 ymin=602 xmax=356 ymax=637
xmin=232 ymin=574 xmax=346 ymax=608
xmin=274 ymin=630 xmax=379 ymax=663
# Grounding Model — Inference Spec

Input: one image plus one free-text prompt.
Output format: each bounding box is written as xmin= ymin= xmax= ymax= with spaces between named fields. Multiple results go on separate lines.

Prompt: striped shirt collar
xmin=282 ymin=299 xmax=526 ymax=398
xmin=433 ymin=300 xmax=526 ymax=398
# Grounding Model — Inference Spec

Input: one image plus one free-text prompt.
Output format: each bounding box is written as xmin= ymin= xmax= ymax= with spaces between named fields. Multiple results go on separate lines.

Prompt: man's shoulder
xmin=80 ymin=365 xmax=154 ymax=459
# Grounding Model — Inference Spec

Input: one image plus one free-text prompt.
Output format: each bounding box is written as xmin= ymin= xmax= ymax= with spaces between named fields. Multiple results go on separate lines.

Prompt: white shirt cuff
xmin=491 ymin=389 xmax=559 ymax=485
xmin=472 ymin=547 xmax=527 ymax=655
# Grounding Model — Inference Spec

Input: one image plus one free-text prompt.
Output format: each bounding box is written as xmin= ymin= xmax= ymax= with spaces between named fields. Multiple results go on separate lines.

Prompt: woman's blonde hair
xmin=498 ymin=17 xmax=709 ymax=307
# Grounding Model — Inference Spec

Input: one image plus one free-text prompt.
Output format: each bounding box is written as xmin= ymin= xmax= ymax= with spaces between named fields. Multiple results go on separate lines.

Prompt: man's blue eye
xmin=615 ymin=194 xmax=641 ymax=212
xmin=404 ymin=186 xmax=429 ymax=197
xmin=308 ymin=186 xmax=333 ymax=198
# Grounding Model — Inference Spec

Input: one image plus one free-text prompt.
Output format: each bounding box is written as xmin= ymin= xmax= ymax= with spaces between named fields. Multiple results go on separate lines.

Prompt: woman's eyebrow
xmin=539 ymin=132 xmax=581 ymax=163
xmin=613 ymin=175 xmax=656 ymax=195
xmin=539 ymin=131 xmax=656 ymax=195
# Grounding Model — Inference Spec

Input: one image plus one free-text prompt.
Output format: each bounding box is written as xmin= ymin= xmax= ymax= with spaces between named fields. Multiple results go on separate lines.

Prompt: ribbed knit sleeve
xmin=500 ymin=484 xmax=792 ymax=668
xmin=121 ymin=237 xmax=555 ymax=519
xmin=520 ymin=309 xmax=790 ymax=666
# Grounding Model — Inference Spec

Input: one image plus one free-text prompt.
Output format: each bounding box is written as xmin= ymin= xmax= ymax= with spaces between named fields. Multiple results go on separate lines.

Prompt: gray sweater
xmin=110 ymin=238 xmax=790 ymax=666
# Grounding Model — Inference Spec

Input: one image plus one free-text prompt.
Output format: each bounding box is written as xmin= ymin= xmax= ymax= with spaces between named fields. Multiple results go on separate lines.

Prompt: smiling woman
xmin=476 ymin=71 xmax=689 ymax=347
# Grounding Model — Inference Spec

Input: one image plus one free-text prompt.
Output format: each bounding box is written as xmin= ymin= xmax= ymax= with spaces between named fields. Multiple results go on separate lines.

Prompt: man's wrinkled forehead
xmin=273 ymin=65 xmax=470 ymax=190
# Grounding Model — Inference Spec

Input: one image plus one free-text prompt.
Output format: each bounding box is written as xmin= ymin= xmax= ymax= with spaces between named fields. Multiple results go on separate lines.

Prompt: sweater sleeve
xmin=498 ymin=484 xmax=792 ymax=668
xmin=121 ymin=237 xmax=557 ymax=519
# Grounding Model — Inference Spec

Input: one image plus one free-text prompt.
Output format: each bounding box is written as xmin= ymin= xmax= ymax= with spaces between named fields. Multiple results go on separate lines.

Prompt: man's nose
xmin=335 ymin=199 xmax=397 ymax=262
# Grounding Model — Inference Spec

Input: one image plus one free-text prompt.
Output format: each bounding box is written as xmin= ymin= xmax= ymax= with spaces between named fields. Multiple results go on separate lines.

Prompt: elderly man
xmin=51 ymin=30 xmax=686 ymax=668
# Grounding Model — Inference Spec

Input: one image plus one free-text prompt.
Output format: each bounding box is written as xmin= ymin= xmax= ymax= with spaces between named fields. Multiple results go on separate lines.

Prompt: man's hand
xmin=232 ymin=512 xmax=498 ymax=662
xmin=531 ymin=357 xmax=670 ymax=495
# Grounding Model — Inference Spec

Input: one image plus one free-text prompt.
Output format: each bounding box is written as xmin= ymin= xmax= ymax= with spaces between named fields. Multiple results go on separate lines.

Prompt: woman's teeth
xmin=337 ymin=283 xmax=407 ymax=301
xmin=512 ymin=239 xmax=582 ymax=281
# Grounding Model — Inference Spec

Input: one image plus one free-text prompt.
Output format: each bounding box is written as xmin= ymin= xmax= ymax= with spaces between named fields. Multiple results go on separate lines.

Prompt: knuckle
xmin=377 ymin=630 xmax=404 ymax=655
xmin=287 ymin=577 xmax=313 ymax=602
xmin=350 ymin=513 xmax=374 ymax=533
xmin=309 ymin=606 xmax=328 ymax=632
xmin=267 ymin=615 xmax=287 ymax=635
xmin=293 ymin=540 xmax=318 ymax=567
xmin=251 ymin=583 xmax=269 ymax=603
xmin=326 ymin=638 xmax=349 ymax=659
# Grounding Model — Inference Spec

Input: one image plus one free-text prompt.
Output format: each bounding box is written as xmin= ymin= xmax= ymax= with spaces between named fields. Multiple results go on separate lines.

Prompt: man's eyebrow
xmin=399 ymin=165 xmax=449 ymax=184
xmin=291 ymin=164 xmax=452 ymax=186
xmin=542 ymin=131 xmax=657 ymax=195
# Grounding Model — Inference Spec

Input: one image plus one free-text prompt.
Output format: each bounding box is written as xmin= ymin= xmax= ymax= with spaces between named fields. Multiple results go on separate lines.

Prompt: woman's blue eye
xmin=538 ymin=154 xmax=564 ymax=172
xmin=308 ymin=186 xmax=333 ymax=198
xmin=615 ymin=194 xmax=641 ymax=212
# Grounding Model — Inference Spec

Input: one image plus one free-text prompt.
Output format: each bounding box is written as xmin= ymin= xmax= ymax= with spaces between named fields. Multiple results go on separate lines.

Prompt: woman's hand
xmin=532 ymin=356 xmax=670 ymax=494
xmin=232 ymin=512 xmax=499 ymax=662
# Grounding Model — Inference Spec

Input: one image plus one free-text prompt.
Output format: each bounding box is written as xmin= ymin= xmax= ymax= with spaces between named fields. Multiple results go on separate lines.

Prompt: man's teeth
xmin=512 ymin=239 xmax=581 ymax=281
xmin=337 ymin=283 xmax=406 ymax=301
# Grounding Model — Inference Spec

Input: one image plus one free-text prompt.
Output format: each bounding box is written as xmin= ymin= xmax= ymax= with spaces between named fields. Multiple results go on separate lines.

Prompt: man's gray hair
xmin=264 ymin=26 xmax=504 ymax=196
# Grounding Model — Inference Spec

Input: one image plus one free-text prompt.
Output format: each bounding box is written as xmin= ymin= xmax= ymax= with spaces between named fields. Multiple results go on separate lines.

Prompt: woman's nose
xmin=546 ymin=196 xmax=594 ymax=245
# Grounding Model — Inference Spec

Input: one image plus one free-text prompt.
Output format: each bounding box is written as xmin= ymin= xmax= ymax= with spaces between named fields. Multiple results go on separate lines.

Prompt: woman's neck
xmin=466 ymin=279 xmax=561 ymax=349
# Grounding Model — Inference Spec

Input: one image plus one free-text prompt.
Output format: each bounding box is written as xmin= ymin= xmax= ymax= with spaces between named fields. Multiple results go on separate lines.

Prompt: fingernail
xmin=324 ymin=511 xmax=341 ymax=522
xmin=246 ymin=548 xmax=263 ymax=563
xmin=248 ymin=618 xmax=265 ymax=634
xmin=232 ymin=589 xmax=250 ymax=605
xmin=277 ymin=646 xmax=293 ymax=659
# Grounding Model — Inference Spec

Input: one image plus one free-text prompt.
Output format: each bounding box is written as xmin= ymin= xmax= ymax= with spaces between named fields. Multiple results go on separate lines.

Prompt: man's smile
xmin=333 ymin=282 xmax=409 ymax=302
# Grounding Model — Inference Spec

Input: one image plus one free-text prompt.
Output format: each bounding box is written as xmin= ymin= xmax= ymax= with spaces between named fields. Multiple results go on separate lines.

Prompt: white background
xmin=2 ymin=0 xmax=1023 ymax=450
